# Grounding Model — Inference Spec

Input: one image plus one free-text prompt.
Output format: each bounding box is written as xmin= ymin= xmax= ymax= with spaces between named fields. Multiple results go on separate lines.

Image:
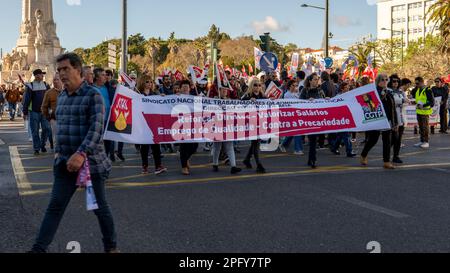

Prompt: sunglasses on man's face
xmin=254 ymin=84 xmax=262 ymax=87
xmin=381 ymin=78 xmax=389 ymax=82
xmin=392 ymin=80 xmax=399 ymax=83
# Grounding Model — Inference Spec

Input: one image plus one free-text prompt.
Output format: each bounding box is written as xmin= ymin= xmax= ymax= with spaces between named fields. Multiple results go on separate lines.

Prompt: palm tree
xmin=427 ymin=0 xmax=450 ymax=52
xmin=347 ymin=42 xmax=380 ymax=78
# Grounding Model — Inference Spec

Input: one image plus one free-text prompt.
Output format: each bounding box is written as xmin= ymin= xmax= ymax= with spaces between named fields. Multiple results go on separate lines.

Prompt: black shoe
xmin=41 ymin=148 xmax=47 ymax=153
xmin=231 ymin=167 xmax=242 ymax=174
xmin=332 ymin=150 xmax=341 ymax=155
xmin=308 ymin=160 xmax=317 ymax=169
xmin=116 ymin=153 xmax=125 ymax=162
xmin=213 ymin=165 xmax=219 ymax=172
xmin=110 ymin=154 xmax=116 ymax=162
xmin=243 ymin=159 xmax=252 ymax=169
xmin=256 ymin=164 xmax=266 ymax=174
xmin=347 ymin=152 xmax=357 ymax=158
xmin=393 ymin=157 xmax=403 ymax=164
xmin=34 ymin=151 xmax=40 ymax=156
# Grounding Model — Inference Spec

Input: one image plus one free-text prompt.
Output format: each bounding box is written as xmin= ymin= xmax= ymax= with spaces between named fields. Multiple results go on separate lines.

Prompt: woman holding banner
xmin=242 ymin=78 xmax=266 ymax=174
xmin=136 ymin=75 xmax=168 ymax=175
xmin=178 ymin=80 xmax=199 ymax=175
xmin=211 ymin=87 xmax=242 ymax=175
xmin=280 ymin=80 xmax=304 ymax=155
xmin=389 ymin=74 xmax=408 ymax=164
xmin=360 ymin=74 xmax=398 ymax=170
xmin=300 ymin=73 xmax=326 ymax=169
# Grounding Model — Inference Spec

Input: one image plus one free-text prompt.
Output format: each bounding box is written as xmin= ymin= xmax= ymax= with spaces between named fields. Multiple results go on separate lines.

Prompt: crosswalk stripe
xmin=9 ymin=146 xmax=32 ymax=195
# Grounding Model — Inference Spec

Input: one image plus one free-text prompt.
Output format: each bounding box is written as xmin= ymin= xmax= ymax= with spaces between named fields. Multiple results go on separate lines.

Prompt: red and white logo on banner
xmin=265 ymin=81 xmax=283 ymax=99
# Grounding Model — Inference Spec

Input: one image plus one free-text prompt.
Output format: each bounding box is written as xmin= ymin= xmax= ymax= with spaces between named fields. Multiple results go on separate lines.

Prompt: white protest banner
xmin=216 ymin=64 xmax=233 ymax=90
xmin=104 ymin=83 xmax=391 ymax=144
xmin=265 ymin=81 xmax=283 ymax=100
xmin=403 ymin=97 xmax=442 ymax=127
xmin=119 ymin=71 xmax=136 ymax=90
xmin=189 ymin=65 xmax=204 ymax=84
xmin=291 ymin=53 xmax=299 ymax=69
xmin=254 ymin=47 xmax=263 ymax=70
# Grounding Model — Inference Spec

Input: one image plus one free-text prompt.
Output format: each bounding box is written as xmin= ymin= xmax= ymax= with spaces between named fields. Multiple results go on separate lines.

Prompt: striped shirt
xmin=55 ymin=82 xmax=111 ymax=175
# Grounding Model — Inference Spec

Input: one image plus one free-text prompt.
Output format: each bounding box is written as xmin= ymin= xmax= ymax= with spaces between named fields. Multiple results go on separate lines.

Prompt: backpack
xmin=9 ymin=91 xmax=19 ymax=103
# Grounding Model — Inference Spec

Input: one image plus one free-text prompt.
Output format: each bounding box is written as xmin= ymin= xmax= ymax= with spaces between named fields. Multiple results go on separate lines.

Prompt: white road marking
xmin=9 ymin=146 xmax=32 ymax=195
xmin=432 ymin=168 xmax=450 ymax=174
xmin=335 ymin=195 xmax=410 ymax=218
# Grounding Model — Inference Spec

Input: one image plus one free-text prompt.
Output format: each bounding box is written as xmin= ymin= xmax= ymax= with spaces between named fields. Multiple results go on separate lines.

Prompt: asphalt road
xmin=1 ymin=114 xmax=450 ymax=253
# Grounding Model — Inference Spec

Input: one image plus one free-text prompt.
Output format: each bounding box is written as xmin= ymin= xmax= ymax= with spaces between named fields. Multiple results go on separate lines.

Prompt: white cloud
xmin=66 ymin=0 xmax=81 ymax=6
xmin=251 ymin=16 xmax=289 ymax=34
xmin=366 ymin=0 xmax=378 ymax=6
xmin=333 ymin=16 xmax=362 ymax=27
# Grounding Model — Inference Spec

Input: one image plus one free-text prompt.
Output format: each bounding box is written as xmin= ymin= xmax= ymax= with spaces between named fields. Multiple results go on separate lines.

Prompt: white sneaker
xmin=294 ymin=151 xmax=305 ymax=156
xmin=279 ymin=144 xmax=287 ymax=153
xmin=414 ymin=142 xmax=423 ymax=147
xmin=420 ymin=142 xmax=430 ymax=149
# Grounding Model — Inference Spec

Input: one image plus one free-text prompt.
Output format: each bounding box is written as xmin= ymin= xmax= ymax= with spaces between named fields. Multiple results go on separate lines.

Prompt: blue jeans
xmin=17 ymin=102 xmax=23 ymax=117
xmin=8 ymin=102 xmax=16 ymax=119
xmin=32 ymin=157 xmax=117 ymax=253
xmin=333 ymin=132 xmax=353 ymax=155
xmin=30 ymin=111 xmax=50 ymax=151
xmin=282 ymin=136 xmax=304 ymax=152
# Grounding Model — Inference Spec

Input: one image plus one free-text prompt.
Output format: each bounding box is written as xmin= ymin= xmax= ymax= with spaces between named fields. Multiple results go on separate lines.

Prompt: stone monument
xmin=1 ymin=0 xmax=64 ymax=84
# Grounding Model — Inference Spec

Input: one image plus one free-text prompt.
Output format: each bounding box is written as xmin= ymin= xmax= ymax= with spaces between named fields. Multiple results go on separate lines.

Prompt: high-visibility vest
xmin=415 ymin=87 xmax=433 ymax=116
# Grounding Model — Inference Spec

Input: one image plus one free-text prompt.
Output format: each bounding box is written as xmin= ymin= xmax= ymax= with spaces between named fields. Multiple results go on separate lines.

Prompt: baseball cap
xmin=33 ymin=69 xmax=46 ymax=76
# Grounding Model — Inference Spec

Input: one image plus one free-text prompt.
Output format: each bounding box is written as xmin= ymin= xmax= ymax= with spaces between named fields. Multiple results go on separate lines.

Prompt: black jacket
xmin=431 ymin=86 xmax=448 ymax=109
xmin=378 ymin=87 xmax=398 ymax=127
xmin=300 ymin=87 xmax=325 ymax=100
xmin=242 ymin=92 xmax=265 ymax=100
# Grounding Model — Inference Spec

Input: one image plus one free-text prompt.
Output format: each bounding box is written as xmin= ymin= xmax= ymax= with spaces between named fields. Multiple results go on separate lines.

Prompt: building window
xmin=392 ymin=5 xmax=406 ymax=12
xmin=408 ymin=2 xmax=422 ymax=9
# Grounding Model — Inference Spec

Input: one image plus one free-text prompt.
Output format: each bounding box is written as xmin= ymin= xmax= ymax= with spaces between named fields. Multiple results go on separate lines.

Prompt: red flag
xmin=174 ymin=70 xmax=184 ymax=81
xmin=248 ymin=64 xmax=254 ymax=75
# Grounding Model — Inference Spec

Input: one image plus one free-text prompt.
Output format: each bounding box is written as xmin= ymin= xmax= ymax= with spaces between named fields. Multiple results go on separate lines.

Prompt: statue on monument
xmin=21 ymin=20 xmax=32 ymax=35
xmin=35 ymin=9 xmax=46 ymax=46
xmin=2 ymin=54 xmax=12 ymax=71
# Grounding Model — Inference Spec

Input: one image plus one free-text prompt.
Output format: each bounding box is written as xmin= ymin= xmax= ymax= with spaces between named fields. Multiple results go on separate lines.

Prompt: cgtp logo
xmin=356 ymin=91 xmax=385 ymax=123
xmin=108 ymin=94 xmax=132 ymax=134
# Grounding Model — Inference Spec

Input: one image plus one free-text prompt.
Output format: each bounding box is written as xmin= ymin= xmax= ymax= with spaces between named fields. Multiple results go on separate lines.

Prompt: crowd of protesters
xmin=1 ymin=53 xmax=448 ymax=254
xmin=1 ymin=54 xmax=450 ymax=174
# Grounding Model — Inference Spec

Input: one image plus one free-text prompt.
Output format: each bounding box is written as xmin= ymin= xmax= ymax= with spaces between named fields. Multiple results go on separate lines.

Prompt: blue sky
xmin=0 ymin=0 xmax=377 ymax=54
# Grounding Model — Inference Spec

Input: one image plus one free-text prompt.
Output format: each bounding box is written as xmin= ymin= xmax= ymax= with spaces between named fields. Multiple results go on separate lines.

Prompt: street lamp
xmin=381 ymin=27 xmax=404 ymax=69
xmin=301 ymin=0 xmax=330 ymax=58
xmin=121 ymin=0 xmax=128 ymax=74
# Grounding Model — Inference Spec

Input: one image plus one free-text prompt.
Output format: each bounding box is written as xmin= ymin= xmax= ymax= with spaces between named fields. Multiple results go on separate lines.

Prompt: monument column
xmin=2 ymin=0 xmax=63 ymax=84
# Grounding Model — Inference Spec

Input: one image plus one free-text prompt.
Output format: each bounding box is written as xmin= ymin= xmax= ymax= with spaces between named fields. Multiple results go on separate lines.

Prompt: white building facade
xmin=377 ymin=0 xmax=439 ymax=46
